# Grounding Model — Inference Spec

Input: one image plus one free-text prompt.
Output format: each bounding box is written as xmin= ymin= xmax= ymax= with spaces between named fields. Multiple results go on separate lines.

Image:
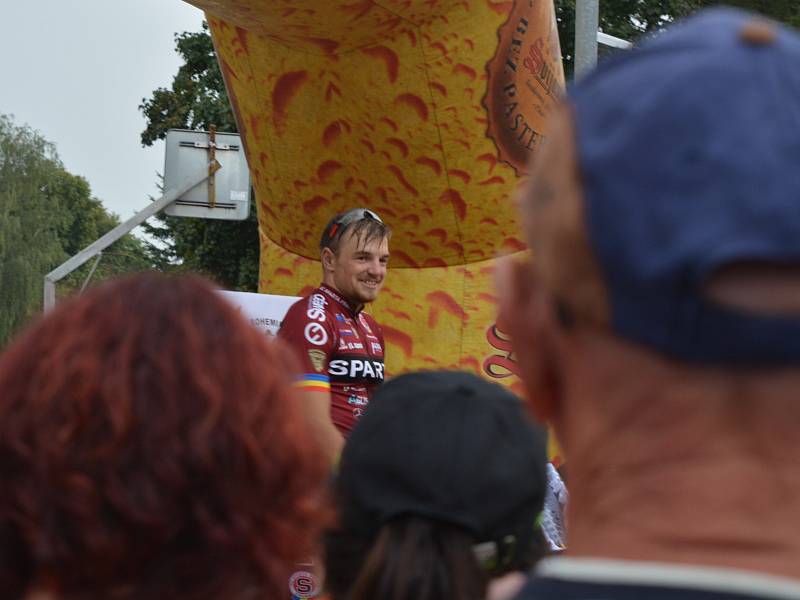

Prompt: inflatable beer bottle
xmin=184 ymin=0 xmax=564 ymax=400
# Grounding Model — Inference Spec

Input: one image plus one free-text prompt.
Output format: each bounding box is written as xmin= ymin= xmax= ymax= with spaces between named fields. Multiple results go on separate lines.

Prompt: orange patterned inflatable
xmin=183 ymin=0 xmax=564 ymax=400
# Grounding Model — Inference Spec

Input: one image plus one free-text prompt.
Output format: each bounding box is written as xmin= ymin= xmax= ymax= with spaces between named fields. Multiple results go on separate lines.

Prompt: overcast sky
xmin=2 ymin=0 xmax=204 ymax=222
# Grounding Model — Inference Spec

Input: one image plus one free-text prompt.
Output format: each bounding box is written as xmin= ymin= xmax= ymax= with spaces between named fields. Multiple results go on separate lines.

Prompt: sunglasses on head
xmin=327 ymin=208 xmax=383 ymax=239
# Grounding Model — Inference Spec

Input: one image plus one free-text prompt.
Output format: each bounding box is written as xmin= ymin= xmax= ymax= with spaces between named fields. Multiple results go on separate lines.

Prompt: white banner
xmin=219 ymin=290 xmax=300 ymax=337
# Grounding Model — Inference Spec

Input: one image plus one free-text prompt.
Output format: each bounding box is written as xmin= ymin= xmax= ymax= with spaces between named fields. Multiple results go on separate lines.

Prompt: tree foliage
xmin=0 ymin=115 xmax=151 ymax=346
xmin=556 ymin=0 xmax=800 ymax=78
xmin=139 ymin=23 xmax=259 ymax=292
xmin=0 ymin=115 xmax=63 ymax=343
xmin=48 ymin=170 xmax=152 ymax=290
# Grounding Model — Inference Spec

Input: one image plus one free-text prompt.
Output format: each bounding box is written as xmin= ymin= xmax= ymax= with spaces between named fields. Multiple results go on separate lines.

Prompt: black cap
xmin=336 ymin=370 xmax=547 ymax=573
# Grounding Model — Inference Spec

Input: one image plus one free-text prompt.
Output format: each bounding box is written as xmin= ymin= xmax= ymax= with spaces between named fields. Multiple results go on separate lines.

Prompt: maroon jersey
xmin=278 ymin=284 xmax=386 ymax=435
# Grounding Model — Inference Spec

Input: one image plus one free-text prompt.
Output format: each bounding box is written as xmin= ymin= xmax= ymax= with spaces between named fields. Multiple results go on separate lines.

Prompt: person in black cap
xmin=279 ymin=208 xmax=391 ymax=462
xmin=497 ymin=7 xmax=800 ymax=600
xmin=324 ymin=370 xmax=549 ymax=600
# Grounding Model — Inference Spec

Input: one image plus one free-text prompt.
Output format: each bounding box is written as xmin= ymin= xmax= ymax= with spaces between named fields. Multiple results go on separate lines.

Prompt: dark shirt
xmin=515 ymin=558 xmax=800 ymax=600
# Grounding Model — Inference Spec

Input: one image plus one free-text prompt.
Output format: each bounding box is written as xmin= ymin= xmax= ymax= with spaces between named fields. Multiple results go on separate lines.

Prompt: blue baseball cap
xmin=569 ymin=7 xmax=800 ymax=365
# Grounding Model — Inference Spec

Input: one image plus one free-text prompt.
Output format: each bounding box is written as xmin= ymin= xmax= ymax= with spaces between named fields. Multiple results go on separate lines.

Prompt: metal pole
xmin=79 ymin=253 xmax=103 ymax=292
xmin=43 ymin=161 xmax=217 ymax=312
xmin=597 ymin=31 xmax=633 ymax=50
xmin=43 ymin=279 xmax=55 ymax=313
xmin=575 ymin=0 xmax=600 ymax=79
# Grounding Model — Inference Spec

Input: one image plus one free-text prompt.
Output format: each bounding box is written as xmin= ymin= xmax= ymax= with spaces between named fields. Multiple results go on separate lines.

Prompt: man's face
xmin=328 ymin=230 xmax=389 ymax=306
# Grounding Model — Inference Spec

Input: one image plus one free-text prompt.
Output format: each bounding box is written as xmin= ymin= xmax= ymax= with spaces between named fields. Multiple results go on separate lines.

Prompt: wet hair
xmin=319 ymin=208 xmax=391 ymax=255
xmin=0 ymin=273 xmax=330 ymax=600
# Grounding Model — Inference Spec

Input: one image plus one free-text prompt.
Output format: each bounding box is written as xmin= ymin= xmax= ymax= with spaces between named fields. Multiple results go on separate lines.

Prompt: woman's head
xmin=325 ymin=370 xmax=548 ymax=600
xmin=0 ymin=273 xmax=329 ymax=600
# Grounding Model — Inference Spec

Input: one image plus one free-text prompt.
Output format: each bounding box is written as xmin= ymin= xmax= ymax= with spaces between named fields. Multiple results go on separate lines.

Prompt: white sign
xmin=219 ymin=290 xmax=299 ymax=336
xmin=163 ymin=128 xmax=251 ymax=221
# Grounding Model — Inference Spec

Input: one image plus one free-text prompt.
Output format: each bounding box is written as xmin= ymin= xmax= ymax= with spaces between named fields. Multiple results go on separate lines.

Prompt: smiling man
xmin=279 ymin=208 xmax=391 ymax=460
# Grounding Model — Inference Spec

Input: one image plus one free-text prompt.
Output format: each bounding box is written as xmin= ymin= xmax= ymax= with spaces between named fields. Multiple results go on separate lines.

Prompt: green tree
xmin=48 ymin=169 xmax=152 ymax=294
xmin=0 ymin=114 xmax=152 ymax=346
xmin=0 ymin=115 xmax=63 ymax=343
xmin=556 ymin=0 xmax=800 ymax=79
xmin=139 ymin=22 xmax=259 ymax=292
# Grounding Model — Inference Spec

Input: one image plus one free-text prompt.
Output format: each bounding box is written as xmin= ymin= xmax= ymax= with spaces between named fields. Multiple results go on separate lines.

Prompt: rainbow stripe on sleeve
xmin=294 ymin=373 xmax=331 ymax=393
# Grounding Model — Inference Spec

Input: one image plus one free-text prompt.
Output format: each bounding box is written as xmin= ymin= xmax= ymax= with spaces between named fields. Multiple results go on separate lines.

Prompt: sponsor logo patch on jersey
xmin=306 ymin=294 xmax=327 ymax=322
xmin=335 ymin=313 xmax=346 ymax=322
xmin=347 ymin=395 xmax=369 ymax=406
xmin=289 ymin=570 xmax=318 ymax=599
xmin=328 ymin=358 xmax=385 ymax=380
xmin=371 ymin=342 xmax=383 ymax=354
xmin=308 ymin=349 xmax=326 ymax=372
xmin=304 ymin=322 xmax=328 ymax=346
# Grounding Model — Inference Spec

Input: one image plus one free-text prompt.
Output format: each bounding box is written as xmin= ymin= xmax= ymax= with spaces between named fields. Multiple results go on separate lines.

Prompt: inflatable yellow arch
xmin=184 ymin=0 xmax=564 ymax=402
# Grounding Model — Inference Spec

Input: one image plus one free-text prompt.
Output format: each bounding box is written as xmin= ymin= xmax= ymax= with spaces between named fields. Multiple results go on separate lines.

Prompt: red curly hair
xmin=0 ymin=273 xmax=330 ymax=600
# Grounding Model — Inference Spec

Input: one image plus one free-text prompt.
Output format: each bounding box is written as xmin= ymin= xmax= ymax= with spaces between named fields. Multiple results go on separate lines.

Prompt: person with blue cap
xmin=497 ymin=7 xmax=800 ymax=600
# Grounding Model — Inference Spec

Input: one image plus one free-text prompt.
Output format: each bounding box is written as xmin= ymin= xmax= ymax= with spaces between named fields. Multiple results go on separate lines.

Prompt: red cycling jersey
xmin=278 ymin=284 xmax=386 ymax=435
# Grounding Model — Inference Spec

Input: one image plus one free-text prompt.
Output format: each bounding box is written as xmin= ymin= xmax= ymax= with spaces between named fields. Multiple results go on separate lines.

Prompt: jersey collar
xmin=319 ymin=284 xmax=361 ymax=316
xmin=536 ymin=557 xmax=800 ymax=599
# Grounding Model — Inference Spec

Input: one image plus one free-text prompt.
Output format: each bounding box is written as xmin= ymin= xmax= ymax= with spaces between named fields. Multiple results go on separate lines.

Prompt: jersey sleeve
xmin=278 ymin=296 xmax=336 ymax=394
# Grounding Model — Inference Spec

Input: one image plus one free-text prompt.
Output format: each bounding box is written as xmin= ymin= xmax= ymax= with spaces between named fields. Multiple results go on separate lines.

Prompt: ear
xmin=495 ymin=256 xmax=562 ymax=424
xmin=321 ymin=247 xmax=337 ymax=273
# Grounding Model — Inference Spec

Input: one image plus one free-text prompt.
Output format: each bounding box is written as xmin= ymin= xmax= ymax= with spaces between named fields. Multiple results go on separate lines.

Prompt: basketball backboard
xmin=163 ymin=128 xmax=251 ymax=220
